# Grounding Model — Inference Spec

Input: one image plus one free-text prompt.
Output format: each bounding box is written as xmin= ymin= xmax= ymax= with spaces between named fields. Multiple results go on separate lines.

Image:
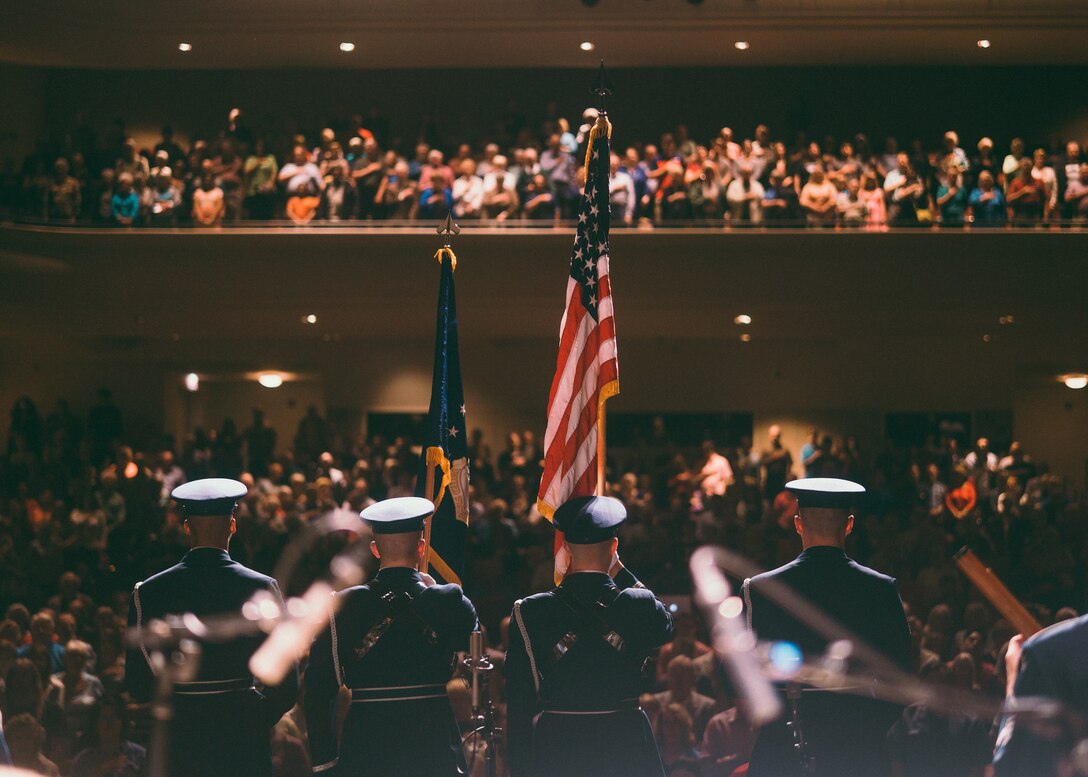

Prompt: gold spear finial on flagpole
xmin=434 ymin=213 xmax=461 ymax=270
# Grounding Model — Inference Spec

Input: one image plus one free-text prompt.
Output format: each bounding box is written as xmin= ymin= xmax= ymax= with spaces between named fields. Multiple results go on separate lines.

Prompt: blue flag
xmin=416 ymin=248 xmax=469 ymax=585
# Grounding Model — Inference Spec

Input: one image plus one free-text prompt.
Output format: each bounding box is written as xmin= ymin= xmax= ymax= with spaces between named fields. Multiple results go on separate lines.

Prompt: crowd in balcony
xmin=1 ymin=386 xmax=1084 ymax=774
xmin=6 ymin=107 xmax=1087 ymax=229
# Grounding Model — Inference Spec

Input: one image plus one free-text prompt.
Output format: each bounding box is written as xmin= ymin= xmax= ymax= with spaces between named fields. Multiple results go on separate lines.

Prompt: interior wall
xmin=1014 ymin=384 xmax=1088 ymax=497
xmin=0 ymin=65 xmax=46 ymax=166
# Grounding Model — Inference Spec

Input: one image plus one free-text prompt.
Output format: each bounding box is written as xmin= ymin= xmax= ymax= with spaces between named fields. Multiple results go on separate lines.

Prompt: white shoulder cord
xmin=742 ymin=578 xmax=753 ymax=632
xmin=133 ymin=582 xmax=156 ymax=674
xmin=328 ymin=592 xmax=343 ymax=685
xmin=513 ymin=600 xmax=540 ymax=695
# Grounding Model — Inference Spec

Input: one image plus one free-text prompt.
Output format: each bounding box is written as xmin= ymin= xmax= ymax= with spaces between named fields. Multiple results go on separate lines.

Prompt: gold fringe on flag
xmin=584 ymin=115 xmax=613 ymax=176
xmin=434 ymin=246 xmax=457 ymax=271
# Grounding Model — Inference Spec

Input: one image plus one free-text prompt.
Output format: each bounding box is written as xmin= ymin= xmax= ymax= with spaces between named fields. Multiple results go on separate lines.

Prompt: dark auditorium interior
xmin=2 ymin=1 xmax=1088 ymax=775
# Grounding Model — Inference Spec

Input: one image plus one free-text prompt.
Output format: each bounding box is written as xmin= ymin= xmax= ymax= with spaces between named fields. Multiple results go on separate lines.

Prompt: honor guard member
xmin=743 ymin=478 xmax=912 ymax=777
xmin=994 ymin=613 xmax=1088 ymax=777
xmin=304 ymin=497 xmax=478 ymax=776
xmin=125 ymin=478 xmax=299 ymax=777
xmin=505 ymin=496 xmax=674 ymax=777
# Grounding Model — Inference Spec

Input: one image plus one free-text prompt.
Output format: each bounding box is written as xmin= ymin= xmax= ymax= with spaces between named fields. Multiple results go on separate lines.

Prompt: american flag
xmin=537 ymin=122 xmax=620 ymax=520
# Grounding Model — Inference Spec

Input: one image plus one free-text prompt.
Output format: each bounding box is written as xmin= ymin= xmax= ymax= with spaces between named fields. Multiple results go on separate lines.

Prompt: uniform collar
xmin=559 ymin=571 xmax=615 ymax=591
xmin=798 ymin=545 xmax=848 ymax=561
xmin=183 ymin=547 xmax=233 ymax=566
xmin=374 ymin=566 xmax=424 ymax=584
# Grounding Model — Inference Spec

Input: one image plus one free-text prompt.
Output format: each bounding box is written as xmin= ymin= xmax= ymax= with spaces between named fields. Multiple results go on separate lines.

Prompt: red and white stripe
xmin=538 ymin=253 xmax=618 ymax=516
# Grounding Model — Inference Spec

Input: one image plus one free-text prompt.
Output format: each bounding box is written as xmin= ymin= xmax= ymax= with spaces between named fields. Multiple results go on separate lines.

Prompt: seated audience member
xmin=148 ymin=168 xmax=179 ymax=227
xmin=654 ymin=656 xmax=716 ymax=741
xmin=6 ymin=713 xmax=60 ymax=776
xmin=521 ymin=173 xmax=555 ymax=220
xmin=481 ymin=173 xmax=519 ymax=221
xmin=110 ymin=173 xmax=140 ymax=226
xmin=114 ymin=138 xmax=149 ymax=182
xmin=609 ymin=153 xmax=637 ymax=226
xmin=701 ymin=701 xmax=756 ymax=777
xmin=762 ymin=169 xmax=799 ymax=225
xmin=191 ymin=172 xmax=225 ymax=227
xmin=968 ymin=170 xmax=1007 ymax=227
xmin=69 ymin=694 xmax=146 ymax=777
xmin=837 ymin=177 xmax=868 ymax=228
xmin=799 ymin=166 xmax=837 ymax=227
xmin=94 ymin=168 xmax=116 ymax=224
xmin=1006 ymin=157 xmax=1045 ymax=226
xmin=726 ymin=163 xmax=764 ymax=225
xmin=285 ymin=182 xmax=321 ymax=225
xmin=935 ymin=161 xmax=968 ymax=228
xmin=1002 ymin=138 xmax=1026 ymax=189
xmin=859 ymin=173 xmax=887 ymax=230
xmin=482 ymin=154 xmax=517 ymax=197
xmin=377 ymin=159 xmax=415 ymax=220
xmin=278 ymin=145 xmax=322 ymax=201
xmin=1065 ymin=162 xmax=1088 ymax=224
xmin=4 ymin=658 xmax=45 ymax=719
xmin=211 ymin=140 xmax=244 ymax=222
xmin=417 ymin=171 xmax=453 ymax=220
xmin=890 ymin=164 xmax=930 ymax=227
xmin=45 ymin=640 xmax=104 ymax=768
xmin=243 ymin=139 xmax=279 ymax=220
xmin=317 ymin=165 xmax=357 ymax=221
xmin=655 ymin=703 xmax=702 ymax=777
xmin=46 ymin=158 xmax=82 ymax=223
xmin=18 ymin=612 xmax=64 ymax=679
xmin=1030 ymin=147 xmax=1058 ymax=222
xmin=971 ymin=137 xmax=1002 ymax=190
xmin=452 ymin=159 xmax=485 ymax=220
xmin=351 ymin=138 xmax=385 ymax=219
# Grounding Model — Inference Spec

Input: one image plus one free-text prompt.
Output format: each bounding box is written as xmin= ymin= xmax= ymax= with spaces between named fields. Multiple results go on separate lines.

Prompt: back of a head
xmin=373 ymin=530 xmax=423 ymax=567
xmin=797 ymin=506 xmax=850 ymax=539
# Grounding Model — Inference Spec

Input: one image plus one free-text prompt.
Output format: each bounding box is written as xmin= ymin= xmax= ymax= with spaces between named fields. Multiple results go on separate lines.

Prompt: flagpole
xmin=592 ymin=61 xmax=614 ymax=500
xmin=422 ymin=214 xmax=461 ymax=572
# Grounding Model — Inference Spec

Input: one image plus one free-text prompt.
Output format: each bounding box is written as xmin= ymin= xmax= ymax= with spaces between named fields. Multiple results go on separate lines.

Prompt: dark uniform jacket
xmin=304 ymin=565 xmax=478 ymax=776
xmin=505 ymin=568 xmax=673 ymax=777
xmin=744 ymin=545 xmax=912 ymax=777
xmin=994 ymin=614 xmax=1088 ymax=777
xmin=125 ymin=547 xmax=299 ymax=777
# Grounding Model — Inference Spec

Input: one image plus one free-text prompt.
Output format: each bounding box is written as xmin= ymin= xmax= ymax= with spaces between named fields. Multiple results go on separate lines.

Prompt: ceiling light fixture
xmin=184 ymin=373 xmax=199 ymax=392
xmin=580 ymin=41 xmax=595 ymax=52
xmin=734 ymin=41 xmax=750 ymax=50
xmin=734 ymin=314 xmax=752 ymax=325
xmin=304 ymin=314 xmax=318 ymax=324
xmin=339 ymin=42 xmax=356 ymax=52
xmin=178 ymin=43 xmax=193 ymax=52
xmin=258 ymin=372 xmax=284 ymax=389
xmin=740 ymin=333 xmax=752 ymax=342
xmin=977 ymin=39 xmax=991 ymax=49
xmin=1062 ymin=374 xmax=1088 ymax=390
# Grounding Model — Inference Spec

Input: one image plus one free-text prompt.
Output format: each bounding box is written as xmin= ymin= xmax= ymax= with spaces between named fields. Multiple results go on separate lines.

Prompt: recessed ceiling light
xmin=258 ymin=372 xmax=284 ymax=389
xmin=740 ymin=333 xmax=752 ymax=342
xmin=184 ymin=373 xmax=199 ymax=392
xmin=580 ymin=41 xmax=595 ymax=52
xmin=734 ymin=41 xmax=750 ymax=50
xmin=178 ymin=43 xmax=193 ymax=52
xmin=977 ymin=39 xmax=991 ymax=49
xmin=734 ymin=314 xmax=752 ymax=325
xmin=304 ymin=314 xmax=318 ymax=324
xmin=339 ymin=42 xmax=356 ymax=52
xmin=1062 ymin=374 xmax=1088 ymax=390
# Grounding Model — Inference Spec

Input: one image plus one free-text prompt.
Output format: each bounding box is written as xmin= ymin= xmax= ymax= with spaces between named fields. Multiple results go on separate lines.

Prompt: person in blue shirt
xmin=418 ymin=171 xmax=453 ymax=221
xmin=968 ymin=171 xmax=1007 ymax=228
xmin=110 ymin=172 xmax=141 ymax=225
xmin=936 ymin=162 xmax=969 ymax=227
